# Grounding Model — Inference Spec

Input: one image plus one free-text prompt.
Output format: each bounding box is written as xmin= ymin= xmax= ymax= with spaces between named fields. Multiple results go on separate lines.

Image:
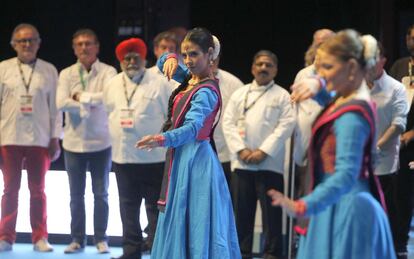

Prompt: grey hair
xmin=10 ymin=23 xmax=40 ymax=44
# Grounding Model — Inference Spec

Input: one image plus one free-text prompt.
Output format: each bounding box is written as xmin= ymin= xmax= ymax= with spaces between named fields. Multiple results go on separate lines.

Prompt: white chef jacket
xmin=0 ymin=57 xmax=61 ymax=147
xmin=57 ymin=59 xmax=117 ymax=153
xmin=293 ymin=64 xmax=323 ymax=166
xmin=148 ymin=65 xmax=180 ymax=90
xmin=104 ymin=69 xmax=172 ymax=164
xmin=215 ymin=69 xmax=244 ymax=162
xmin=370 ymin=71 xmax=408 ymax=175
xmin=223 ymin=80 xmax=296 ymax=174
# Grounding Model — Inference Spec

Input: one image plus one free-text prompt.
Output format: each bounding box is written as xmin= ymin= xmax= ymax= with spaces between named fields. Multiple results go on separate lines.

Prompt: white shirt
xmin=215 ymin=69 xmax=244 ymax=162
xmin=370 ymin=71 xmax=408 ymax=175
xmin=293 ymin=65 xmax=323 ymax=166
xmin=57 ymin=59 xmax=117 ymax=153
xmin=223 ymin=80 xmax=296 ymax=174
xmin=148 ymin=65 xmax=162 ymax=76
xmin=148 ymin=65 xmax=180 ymax=90
xmin=0 ymin=57 xmax=61 ymax=147
xmin=104 ymin=69 xmax=172 ymax=164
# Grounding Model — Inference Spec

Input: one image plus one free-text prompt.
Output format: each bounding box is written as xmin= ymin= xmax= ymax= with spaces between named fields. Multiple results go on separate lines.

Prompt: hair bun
xmin=212 ymin=35 xmax=221 ymax=60
xmin=360 ymin=34 xmax=379 ymax=69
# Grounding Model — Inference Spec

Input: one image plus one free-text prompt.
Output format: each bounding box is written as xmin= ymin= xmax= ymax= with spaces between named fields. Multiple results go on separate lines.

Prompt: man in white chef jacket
xmin=0 ymin=23 xmax=61 ymax=253
xmin=223 ymin=50 xmax=295 ymax=259
xmin=104 ymin=38 xmax=171 ymax=259
xmin=211 ymin=56 xmax=244 ymax=188
xmin=56 ymin=28 xmax=117 ymax=254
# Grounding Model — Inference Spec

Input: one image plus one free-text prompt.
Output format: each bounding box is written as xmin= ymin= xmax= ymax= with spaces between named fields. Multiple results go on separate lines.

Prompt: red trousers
xmin=0 ymin=145 xmax=50 ymax=243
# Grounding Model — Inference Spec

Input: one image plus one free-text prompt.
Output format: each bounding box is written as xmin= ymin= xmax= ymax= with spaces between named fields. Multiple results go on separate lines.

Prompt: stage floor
xmin=2 ymin=241 xmax=414 ymax=259
xmin=1 ymin=170 xmax=414 ymax=258
xmin=1 ymin=243 xmax=150 ymax=259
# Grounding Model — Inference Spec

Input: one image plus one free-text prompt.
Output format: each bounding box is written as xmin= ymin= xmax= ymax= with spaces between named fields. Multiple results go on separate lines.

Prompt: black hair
xmin=253 ymin=50 xmax=278 ymax=66
xmin=161 ymin=76 xmax=191 ymax=132
xmin=161 ymin=27 xmax=214 ymax=132
xmin=183 ymin=27 xmax=214 ymax=53
xmin=72 ymin=28 xmax=99 ymax=44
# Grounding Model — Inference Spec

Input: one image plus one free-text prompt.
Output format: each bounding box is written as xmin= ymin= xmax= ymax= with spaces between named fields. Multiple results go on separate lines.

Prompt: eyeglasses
xmin=13 ymin=38 xmax=40 ymax=45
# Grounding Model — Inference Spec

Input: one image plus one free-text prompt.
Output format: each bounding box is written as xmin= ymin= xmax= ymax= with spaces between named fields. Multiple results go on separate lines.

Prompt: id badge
xmin=20 ymin=95 xmax=33 ymax=114
xmin=120 ymin=108 xmax=134 ymax=128
xmin=237 ymin=117 xmax=246 ymax=139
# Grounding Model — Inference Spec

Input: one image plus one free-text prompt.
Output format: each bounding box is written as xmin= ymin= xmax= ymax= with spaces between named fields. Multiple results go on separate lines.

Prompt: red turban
xmin=115 ymin=38 xmax=147 ymax=61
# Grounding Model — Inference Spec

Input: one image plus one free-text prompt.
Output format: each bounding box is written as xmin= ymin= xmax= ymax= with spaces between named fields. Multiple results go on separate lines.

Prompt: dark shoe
xmin=111 ymin=253 xmax=141 ymax=259
xmin=263 ymin=253 xmax=281 ymax=259
xmin=141 ymin=241 xmax=151 ymax=253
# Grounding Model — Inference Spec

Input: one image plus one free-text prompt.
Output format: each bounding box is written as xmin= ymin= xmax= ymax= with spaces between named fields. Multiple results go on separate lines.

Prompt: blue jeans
xmin=64 ymin=147 xmax=111 ymax=245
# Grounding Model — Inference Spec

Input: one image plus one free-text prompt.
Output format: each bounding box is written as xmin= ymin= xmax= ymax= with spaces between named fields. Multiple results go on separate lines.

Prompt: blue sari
xmin=151 ymin=56 xmax=240 ymax=259
xmin=297 ymin=88 xmax=395 ymax=259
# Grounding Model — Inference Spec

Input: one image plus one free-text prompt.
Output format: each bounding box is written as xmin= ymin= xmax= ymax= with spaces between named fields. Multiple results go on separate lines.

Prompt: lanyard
xmin=122 ymin=72 xmax=145 ymax=107
xmin=243 ymin=83 xmax=273 ymax=116
xmin=17 ymin=59 xmax=37 ymax=94
xmin=78 ymin=64 xmax=88 ymax=91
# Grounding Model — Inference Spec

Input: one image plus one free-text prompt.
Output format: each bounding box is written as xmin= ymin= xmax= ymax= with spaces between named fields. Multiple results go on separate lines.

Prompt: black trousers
xmin=394 ymin=143 xmax=414 ymax=253
xmin=232 ymin=169 xmax=284 ymax=259
xmin=113 ymin=162 xmax=164 ymax=258
xmin=221 ymin=161 xmax=232 ymax=191
xmin=377 ymin=173 xmax=398 ymax=254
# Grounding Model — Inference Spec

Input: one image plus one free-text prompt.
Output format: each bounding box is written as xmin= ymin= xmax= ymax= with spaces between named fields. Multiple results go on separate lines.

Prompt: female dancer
xmin=136 ymin=28 xmax=240 ymax=259
xmin=268 ymin=29 xmax=396 ymax=259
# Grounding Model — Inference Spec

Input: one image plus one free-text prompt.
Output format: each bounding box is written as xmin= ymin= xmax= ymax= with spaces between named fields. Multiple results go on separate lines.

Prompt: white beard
xmin=125 ymin=68 xmax=144 ymax=81
xmin=125 ymin=68 xmax=139 ymax=78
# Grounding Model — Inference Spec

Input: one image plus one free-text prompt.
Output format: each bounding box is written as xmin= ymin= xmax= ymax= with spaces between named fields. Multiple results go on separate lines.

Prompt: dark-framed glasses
xmin=13 ymin=38 xmax=40 ymax=45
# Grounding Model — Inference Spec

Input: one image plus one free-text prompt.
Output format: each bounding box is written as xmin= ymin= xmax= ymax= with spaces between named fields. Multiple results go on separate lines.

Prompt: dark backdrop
xmin=191 ymin=0 xmax=385 ymax=84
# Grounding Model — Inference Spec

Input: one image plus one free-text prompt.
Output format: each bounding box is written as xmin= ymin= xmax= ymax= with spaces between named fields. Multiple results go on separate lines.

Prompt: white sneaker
xmin=96 ymin=241 xmax=110 ymax=254
xmin=64 ymin=241 xmax=84 ymax=253
xmin=0 ymin=240 xmax=12 ymax=252
xmin=33 ymin=238 xmax=53 ymax=252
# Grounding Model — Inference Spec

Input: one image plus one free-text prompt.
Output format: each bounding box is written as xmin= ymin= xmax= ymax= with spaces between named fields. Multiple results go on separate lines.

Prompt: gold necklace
xmin=188 ymin=76 xmax=213 ymax=86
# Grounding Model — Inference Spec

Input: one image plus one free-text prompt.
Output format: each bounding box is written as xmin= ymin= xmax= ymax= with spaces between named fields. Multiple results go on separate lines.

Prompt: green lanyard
xmin=122 ymin=72 xmax=145 ymax=107
xmin=78 ymin=64 xmax=88 ymax=91
xmin=17 ymin=59 xmax=37 ymax=94
xmin=243 ymin=83 xmax=273 ymax=116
